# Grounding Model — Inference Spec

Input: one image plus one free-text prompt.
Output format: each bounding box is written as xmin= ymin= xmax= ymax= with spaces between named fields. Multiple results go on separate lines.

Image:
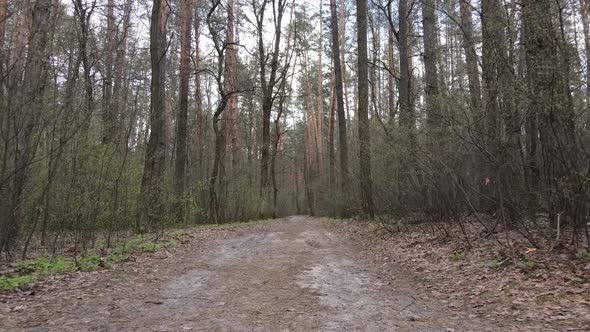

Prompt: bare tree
xmin=254 ymin=0 xmax=289 ymax=216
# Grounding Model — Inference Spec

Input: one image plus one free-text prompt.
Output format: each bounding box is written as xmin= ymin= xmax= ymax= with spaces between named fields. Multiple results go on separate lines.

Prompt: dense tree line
xmin=1 ymin=0 xmax=589 ymax=257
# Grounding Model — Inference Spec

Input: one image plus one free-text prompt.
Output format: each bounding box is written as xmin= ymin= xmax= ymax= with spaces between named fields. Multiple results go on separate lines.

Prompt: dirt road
xmin=1 ymin=216 xmax=494 ymax=331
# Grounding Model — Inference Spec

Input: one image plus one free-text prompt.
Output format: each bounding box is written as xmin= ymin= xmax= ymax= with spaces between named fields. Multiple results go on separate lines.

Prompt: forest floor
xmin=0 ymin=216 xmax=588 ymax=331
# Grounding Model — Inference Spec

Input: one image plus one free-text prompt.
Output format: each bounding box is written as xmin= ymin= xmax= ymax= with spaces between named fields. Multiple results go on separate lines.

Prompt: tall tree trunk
xmin=397 ymin=0 xmax=416 ymax=207
xmin=76 ymin=0 xmax=94 ymax=141
xmin=113 ymin=0 xmax=133 ymax=147
xmin=330 ymin=0 xmax=350 ymax=217
xmin=422 ymin=0 xmax=441 ymax=129
xmin=272 ymin=74 xmax=290 ymax=218
xmin=421 ymin=0 xmax=444 ymax=212
xmin=357 ymin=0 xmax=374 ymax=217
xmin=328 ymin=73 xmax=336 ymax=192
xmin=398 ymin=0 xmax=414 ymax=131
xmin=580 ymin=0 xmax=590 ymax=123
xmin=224 ymin=0 xmax=239 ymax=170
xmin=137 ymin=0 xmax=168 ymax=232
xmin=481 ymin=0 xmax=521 ymax=217
xmin=193 ymin=6 xmax=204 ymax=180
xmin=1 ymin=0 xmax=52 ymax=253
xmin=206 ymin=0 xmax=233 ymax=224
xmin=0 ymin=0 xmax=7 ymax=96
xmin=0 ymin=0 xmax=9 ymax=189
xmin=459 ymin=0 xmax=483 ymax=136
xmin=174 ymin=0 xmax=193 ymax=223
xmin=102 ymin=0 xmax=116 ymax=143
xmin=523 ymin=0 xmax=578 ymax=228
xmin=338 ymin=0 xmax=351 ymax=127
xmin=316 ymin=0 xmax=324 ymax=176
xmin=387 ymin=2 xmax=396 ymax=123
xmin=257 ymin=0 xmax=288 ymax=217
xmin=302 ymin=52 xmax=317 ymax=213
xmin=3 ymin=7 xmax=28 ymax=189
xmin=480 ymin=0 xmax=501 ymax=213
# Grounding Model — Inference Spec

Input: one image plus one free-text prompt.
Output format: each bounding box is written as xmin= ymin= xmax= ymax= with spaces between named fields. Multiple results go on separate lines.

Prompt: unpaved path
xmin=1 ymin=216 xmax=498 ymax=331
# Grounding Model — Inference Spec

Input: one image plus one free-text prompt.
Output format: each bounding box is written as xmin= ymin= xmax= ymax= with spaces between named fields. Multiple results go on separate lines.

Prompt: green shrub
xmin=0 ymin=275 xmax=38 ymax=291
xmin=16 ymin=256 xmax=76 ymax=275
xmin=105 ymin=250 xmax=129 ymax=264
xmin=76 ymin=255 xmax=101 ymax=271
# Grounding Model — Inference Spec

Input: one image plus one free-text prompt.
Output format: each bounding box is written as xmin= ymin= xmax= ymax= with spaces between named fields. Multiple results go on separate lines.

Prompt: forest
xmin=0 ymin=0 xmax=589 ymax=261
xmin=1 ymin=0 xmax=590 ymax=329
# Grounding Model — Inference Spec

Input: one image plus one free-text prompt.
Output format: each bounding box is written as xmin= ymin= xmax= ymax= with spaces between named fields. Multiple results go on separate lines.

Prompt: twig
xmin=549 ymin=211 xmax=563 ymax=251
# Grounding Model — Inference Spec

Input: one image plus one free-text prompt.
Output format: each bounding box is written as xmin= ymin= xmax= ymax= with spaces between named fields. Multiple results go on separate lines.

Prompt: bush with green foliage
xmin=0 ymin=275 xmax=38 ymax=291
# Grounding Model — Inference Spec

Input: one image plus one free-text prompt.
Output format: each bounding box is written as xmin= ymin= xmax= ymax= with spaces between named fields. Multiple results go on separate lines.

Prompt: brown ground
xmin=327 ymin=218 xmax=590 ymax=332
xmin=0 ymin=216 xmax=575 ymax=331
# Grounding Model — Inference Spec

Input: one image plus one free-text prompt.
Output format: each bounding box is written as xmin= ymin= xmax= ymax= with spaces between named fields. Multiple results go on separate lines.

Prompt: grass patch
xmin=188 ymin=218 xmax=279 ymax=231
xmin=163 ymin=239 xmax=178 ymax=247
xmin=95 ymin=240 xmax=108 ymax=249
xmin=76 ymin=255 xmax=102 ymax=271
xmin=518 ymin=256 xmax=536 ymax=272
xmin=0 ymin=235 xmax=157 ymax=292
xmin=488 ymin=257 xmax=510 ymax=270
xmin=450 ymin=251 xmax=465 ymax=261
xmin=0 ymin=274 xmax=38 ymax=292
xmin=2 ymin=218 xmax=281 ymax=292
xmin=171 ymin=229 xmax=187 ymax=237
xmin=105 ymin=249 xmax=129 ymax=264
xmin=16 ymin=255 xmax=77 ymax=275
xmin=327 ymin=217 xmax=343 ymax=224
xmin=140 ymin=241 xmax=161 ymax=252
xmin=488 ymin=258 xmax=501 ymax=270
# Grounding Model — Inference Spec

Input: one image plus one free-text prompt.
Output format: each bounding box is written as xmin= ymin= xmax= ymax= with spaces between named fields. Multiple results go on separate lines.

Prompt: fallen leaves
xmin=327 ymin=218 xmax=590 ymax=331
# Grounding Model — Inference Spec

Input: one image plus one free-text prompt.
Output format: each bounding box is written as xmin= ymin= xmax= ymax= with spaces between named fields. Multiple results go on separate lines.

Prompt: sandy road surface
xmin=0 ymin=216 xmax=492 ymax=331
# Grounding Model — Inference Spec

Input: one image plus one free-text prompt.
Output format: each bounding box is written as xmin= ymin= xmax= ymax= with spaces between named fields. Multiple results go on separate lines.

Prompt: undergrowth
xmin=1 ymin=235 xmax=175 ymax=292
xmin=1 ymin=218 xmax=280 ymax=292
